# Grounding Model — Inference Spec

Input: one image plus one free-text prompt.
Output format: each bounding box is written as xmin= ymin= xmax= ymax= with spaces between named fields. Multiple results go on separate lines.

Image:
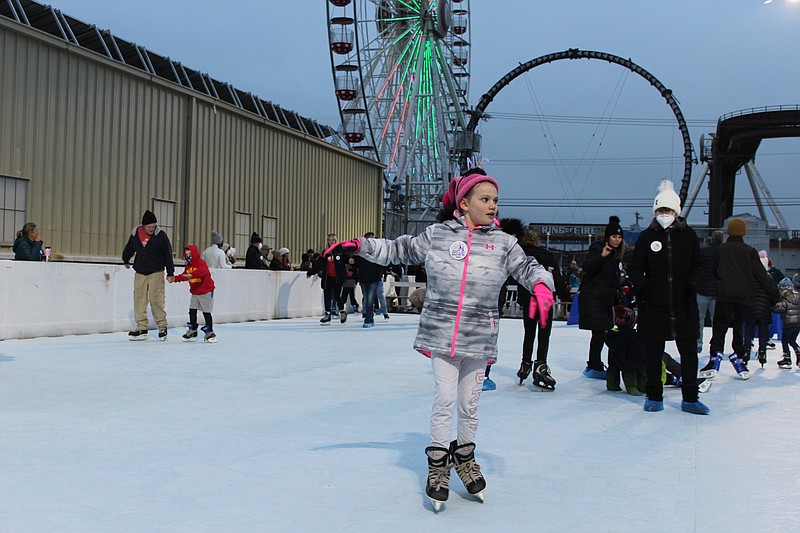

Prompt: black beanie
xmin=250 ymin=232 xmax=262 ymax=244
xmin=141 ymin=210 xmax=157 ymax=225
xmin=604 ymin=215 xmax=623 ymax=241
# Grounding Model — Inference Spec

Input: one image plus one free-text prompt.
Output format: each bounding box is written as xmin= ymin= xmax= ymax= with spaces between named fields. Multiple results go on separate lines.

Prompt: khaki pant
xmin=133 ymin=271 xmax=167 ymax=330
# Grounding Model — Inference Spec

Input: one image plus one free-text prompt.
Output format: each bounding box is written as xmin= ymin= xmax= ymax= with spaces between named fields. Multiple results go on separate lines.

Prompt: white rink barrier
xmin=0 ymin=260 xmax=349 ymax=340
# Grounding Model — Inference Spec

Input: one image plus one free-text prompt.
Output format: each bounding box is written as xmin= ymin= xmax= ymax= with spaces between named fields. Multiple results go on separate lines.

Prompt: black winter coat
xmin=245 ymin=245 xmax=268 ymax=269
xmin=516 ymin=245 xmax=570 ymax=308
xmin=627 ymin=218 xmax=702 ymax=341
xmin=578 ymin=241 xmax=623 ymax=331
xmin=714 ymin=236 xmax=778 ymax=306
xmin=697 ymin=242 xmax=719 ymax=297
xmin=307 ymin=253 xmax=348 ymax=290
xmin=604 ymin=326 xmax=644 ymax=374
xmin=122 ymin=226 xmax=175 ymax=276
xmin=745 ymin=280 xmax=775 ymax=322
xmin=355 ymin=256 xmax=384 ymax=284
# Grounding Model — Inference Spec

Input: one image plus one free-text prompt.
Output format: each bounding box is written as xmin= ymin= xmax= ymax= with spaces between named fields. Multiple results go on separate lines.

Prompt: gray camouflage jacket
xmin=357 ymin=219 xmax=554 ymax=361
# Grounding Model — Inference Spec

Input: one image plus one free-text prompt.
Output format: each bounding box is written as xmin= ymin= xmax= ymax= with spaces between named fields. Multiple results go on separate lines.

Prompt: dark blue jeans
xmin=360 ymin=281 xmax=382 ymax=324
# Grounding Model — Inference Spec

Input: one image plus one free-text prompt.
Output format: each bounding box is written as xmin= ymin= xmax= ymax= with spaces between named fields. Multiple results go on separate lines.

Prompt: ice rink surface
xmin=2 ymin=315 xmax=799 ymax=532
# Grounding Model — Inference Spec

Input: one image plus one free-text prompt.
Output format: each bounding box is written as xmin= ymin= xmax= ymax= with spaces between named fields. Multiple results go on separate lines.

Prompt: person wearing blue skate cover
xmin=628 ymin=180 xmax=708 ymax=415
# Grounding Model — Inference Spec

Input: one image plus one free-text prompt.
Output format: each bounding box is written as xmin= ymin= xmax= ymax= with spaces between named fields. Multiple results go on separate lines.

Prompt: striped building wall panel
xmin=0 ymin=18 xmax=383 ymax=262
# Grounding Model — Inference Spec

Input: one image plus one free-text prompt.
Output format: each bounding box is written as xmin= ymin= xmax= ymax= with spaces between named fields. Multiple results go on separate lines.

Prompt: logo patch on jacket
xmin=485 ymin=244 xmax=495 ymax=250
xmin=449 ymin=241 xmax=468 ymax=260
xmin=650 ymin=241 xmax=663 ymax=252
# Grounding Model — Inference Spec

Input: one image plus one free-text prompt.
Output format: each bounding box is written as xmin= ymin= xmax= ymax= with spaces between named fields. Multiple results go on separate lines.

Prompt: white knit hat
xmin=653 ymin=179 xmax=682 ymax=216
xmin=279 ymin=247 xmax=290 ymax=256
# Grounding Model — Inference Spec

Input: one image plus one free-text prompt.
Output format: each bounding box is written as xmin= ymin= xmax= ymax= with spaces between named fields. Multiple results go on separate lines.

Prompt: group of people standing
xmin=575 ymin=179 xmax=800 ymax=418
xmin=244 ymin=232 xmax=293 ymax=271
xmin=305 ymin=232 xmax=392 ymax=327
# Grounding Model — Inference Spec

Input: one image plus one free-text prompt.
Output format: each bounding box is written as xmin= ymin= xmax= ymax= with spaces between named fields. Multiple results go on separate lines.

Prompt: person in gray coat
xmin=775 ymin=276 xmax=800 ymax=369
xmin=323 ymin=169 xmax=554 ymax=511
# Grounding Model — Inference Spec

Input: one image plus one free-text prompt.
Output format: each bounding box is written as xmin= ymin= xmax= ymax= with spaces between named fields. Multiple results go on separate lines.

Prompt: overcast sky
xmin=47 ymin=0 xmax=800 ymax=230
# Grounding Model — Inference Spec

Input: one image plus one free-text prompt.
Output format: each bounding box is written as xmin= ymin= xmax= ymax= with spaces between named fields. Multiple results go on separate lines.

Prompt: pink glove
xmin=529 ymin=282 xmax=555 ymax=328
xmin=323 ymin=238 xmax=361 ymax=257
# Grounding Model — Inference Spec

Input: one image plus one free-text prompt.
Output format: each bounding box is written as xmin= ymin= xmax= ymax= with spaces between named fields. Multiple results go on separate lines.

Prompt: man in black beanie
xmin=122 ymin=209 xmax=175 ymax=340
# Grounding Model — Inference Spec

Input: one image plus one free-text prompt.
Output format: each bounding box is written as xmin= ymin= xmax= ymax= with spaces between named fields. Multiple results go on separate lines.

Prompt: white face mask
xmin=257 ymin=243 xmax=263 ymax=250
xmin=656 ymin=214 xmax=675 ymax=229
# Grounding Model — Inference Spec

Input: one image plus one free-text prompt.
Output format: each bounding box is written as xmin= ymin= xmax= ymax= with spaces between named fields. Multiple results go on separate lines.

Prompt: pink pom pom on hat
xmin=442 ymin=173 xmax=499 ymax=208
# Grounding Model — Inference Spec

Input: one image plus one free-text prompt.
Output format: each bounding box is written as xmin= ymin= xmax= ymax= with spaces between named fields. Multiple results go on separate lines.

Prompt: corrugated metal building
xmin=0 ymin=2 xmax=383 ymax=263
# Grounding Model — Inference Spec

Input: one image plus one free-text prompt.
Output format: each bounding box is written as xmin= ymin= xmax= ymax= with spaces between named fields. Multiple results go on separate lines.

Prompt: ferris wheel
xmin=326 ymin=0 xmax=472 ymax=237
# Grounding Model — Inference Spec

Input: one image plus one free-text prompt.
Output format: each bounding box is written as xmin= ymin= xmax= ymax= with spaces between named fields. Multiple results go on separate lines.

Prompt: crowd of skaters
xmin=10 ymin=169 xmax=800 ymax=514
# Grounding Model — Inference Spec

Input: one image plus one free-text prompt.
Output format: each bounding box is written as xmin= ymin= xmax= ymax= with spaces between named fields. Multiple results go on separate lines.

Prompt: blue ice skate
xmin=728 ymin=354 xmax=749 ymax=380
xmin=698 ymin=353 xmax=723 ymax=379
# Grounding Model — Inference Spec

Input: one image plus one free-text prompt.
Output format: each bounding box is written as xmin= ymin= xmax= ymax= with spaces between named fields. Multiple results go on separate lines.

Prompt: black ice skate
xmin=516 ymin=361 xmax=532 ymax=385
xmin=777 ymin=354 xmax=793 ymax=369
xmin=128 ymin=329 xmax=148 ymax=341
xmin=182 ymin=323 xmax=198 ymax=342
xmin=320 ymin=313 xmax=331 ymax=325
xmin=449 ymin=440 xmax=486 ymax=502
xmin=532 ymin=362 xmax=556 ymax=391
xmin=339 ymin=310 xmax=347 ymax=324
xmin=201 ymin=325 xmax=217 ymax=343
xmin=757 ymin=348 xmax=767 ymax=367
xmin=425 ymin=446 xmax=450 ymax=512
xmin=158 ymin=328 xmax=168 ymax=341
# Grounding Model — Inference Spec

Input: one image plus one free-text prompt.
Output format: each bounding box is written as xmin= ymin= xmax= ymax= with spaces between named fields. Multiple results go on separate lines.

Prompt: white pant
xmin=430 ymin=354 xmax=486 ymax=448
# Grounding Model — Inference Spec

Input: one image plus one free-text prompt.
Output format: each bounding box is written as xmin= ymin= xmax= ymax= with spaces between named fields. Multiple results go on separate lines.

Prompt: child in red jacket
xmin=172 ymin=244 xmax=217 ymax=343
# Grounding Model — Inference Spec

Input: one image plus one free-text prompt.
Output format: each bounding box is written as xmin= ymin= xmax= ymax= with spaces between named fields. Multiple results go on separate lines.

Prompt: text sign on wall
xmin=534 ymin=225 xmax=603 ymax=238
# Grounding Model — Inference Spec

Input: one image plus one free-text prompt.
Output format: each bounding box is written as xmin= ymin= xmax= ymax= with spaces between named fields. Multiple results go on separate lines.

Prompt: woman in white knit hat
xmin=627 ymin=180 xmax=709 ymax=415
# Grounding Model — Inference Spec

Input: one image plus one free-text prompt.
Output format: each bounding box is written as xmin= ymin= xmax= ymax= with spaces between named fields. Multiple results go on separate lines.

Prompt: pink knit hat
xmin=442 ymin=173 xmax=499 ymax=208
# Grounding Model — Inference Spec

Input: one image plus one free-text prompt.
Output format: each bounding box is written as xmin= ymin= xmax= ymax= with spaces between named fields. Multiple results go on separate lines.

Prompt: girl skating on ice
xmin=324 ymin=168 xmax=555 ymax=511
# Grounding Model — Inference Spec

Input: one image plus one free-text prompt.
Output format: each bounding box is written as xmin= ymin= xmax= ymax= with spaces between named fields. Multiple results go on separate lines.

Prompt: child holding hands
xmin=172 ymin=244 xmax=217 ymax=343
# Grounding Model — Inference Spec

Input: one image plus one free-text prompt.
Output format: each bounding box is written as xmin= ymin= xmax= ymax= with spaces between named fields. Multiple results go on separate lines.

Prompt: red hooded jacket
xmin=175 ymin=244 xmax=215 ymax=295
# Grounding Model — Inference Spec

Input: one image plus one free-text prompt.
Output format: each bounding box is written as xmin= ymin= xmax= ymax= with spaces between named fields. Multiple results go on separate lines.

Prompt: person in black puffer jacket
xmin=743 ymin=252 xmax=778 ymax=366
xmin=578 ymin=215 xmax=626 ymax=379
xmin=628 ymin=180 xmax=706 ymax=415
xmin=696 ymin=230 xmax=723 ymax=353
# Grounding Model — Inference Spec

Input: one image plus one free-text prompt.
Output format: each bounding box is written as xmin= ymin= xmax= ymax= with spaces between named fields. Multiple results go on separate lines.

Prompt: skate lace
xmin=455 ymin=458 xmax=483 ymax=485
xmin=427 ymin=466 xmax=450 ymax=491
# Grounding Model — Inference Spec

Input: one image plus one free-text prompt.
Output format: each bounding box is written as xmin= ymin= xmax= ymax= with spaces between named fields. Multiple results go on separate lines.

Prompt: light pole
xmin=778 ymin=237 xmax=782 ymax=271
xmin=546 ymin=232 xmax=550 ymax=249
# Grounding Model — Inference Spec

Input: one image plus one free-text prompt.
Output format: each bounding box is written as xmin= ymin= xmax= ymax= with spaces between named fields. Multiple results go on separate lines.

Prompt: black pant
xmin=644 ymin=338 xmax=698 ymax=403
xmin=588 ymin=330 xmax=605 ymax=370
xmin=710 ymin=301 xmax=748 ymax=357
xmin=323 ymin=277 xmax=344 ymax=313
xmin=521 ymin=307 xmax=554 ymax=365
